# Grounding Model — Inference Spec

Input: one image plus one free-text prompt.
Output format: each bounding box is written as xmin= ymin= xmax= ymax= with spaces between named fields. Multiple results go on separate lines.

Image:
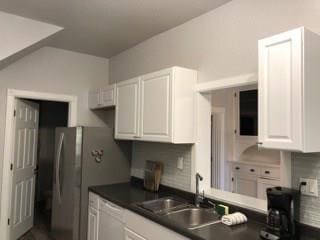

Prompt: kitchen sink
xmin=162 ymin=207 xmax=221 ymax=230
xmin=137 ymin=197 xmax=190 ymax=214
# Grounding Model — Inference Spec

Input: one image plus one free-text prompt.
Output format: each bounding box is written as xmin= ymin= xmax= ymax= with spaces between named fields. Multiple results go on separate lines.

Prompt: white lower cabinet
xmin=88 ymin=206 xmax=99 ymax=240
xmin=88 ymin=193 xmax=189 ymax=240
xmin=257 ymin=178 xmax=280 ymax=200
xmin=125 ymin=228 xmax=146 ymax=240
xmin=88 ymin=193 xmax=99 ymax=240
xmin=230 ymin=162 xmax=280 ymax=199
xmin=232 ymin=174 xmax=258 ymax=198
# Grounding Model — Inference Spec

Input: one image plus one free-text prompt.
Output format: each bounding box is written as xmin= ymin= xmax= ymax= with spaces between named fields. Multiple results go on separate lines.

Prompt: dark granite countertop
xmin=89 ymin=180 xmax=319 ymax=240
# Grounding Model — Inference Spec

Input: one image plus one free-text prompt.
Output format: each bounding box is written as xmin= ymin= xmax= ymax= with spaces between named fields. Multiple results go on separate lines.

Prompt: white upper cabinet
xmin=88 ymin=84 xmax=116 ymax=109
xmin=115 ymin=78 xmax=140 ymax=140
xmin=259 ymin=27 xmax=320 ymax=152
xmin=115 ymin=67 xmax=197 ymax=143
xmin=140 ymin=69 xmax=172 ymax=142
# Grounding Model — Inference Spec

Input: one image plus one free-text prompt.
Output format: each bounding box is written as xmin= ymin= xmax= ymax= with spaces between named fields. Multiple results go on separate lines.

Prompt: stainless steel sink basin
xmin=137 ymin=197 xmax=189 ymax=214
xmin=162 ymin=207 xmax=221 ymax=230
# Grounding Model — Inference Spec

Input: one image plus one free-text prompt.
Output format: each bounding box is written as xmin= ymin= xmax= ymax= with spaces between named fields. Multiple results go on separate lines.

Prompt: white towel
xmin=221 ymin=212 xmax=247 ymax=226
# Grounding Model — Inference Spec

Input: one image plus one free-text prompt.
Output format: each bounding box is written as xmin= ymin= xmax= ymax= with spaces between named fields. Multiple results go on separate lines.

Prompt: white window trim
xmin=0 ymin=89 xmax=77 ymax=240
xmin=192 ymin=75 xmax=292 ymax=214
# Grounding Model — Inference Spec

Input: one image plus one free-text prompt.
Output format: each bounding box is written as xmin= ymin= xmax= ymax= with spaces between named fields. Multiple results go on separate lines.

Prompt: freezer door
xmin=79 ymin=127 xmax=131 ymax=240
xmin=51 ymin=127 xmax=82 ymax=240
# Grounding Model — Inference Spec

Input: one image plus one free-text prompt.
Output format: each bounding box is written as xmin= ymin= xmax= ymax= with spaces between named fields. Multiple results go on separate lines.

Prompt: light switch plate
xmin=177 ymin=157 xmax=184 ymax=170
xmin=300 ymin=178 xmax=318 ymax=197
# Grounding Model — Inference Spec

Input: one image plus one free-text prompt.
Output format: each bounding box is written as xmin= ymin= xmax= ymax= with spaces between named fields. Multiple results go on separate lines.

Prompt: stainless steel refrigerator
xmin=51 ymin=127 xmax=131 ymax=240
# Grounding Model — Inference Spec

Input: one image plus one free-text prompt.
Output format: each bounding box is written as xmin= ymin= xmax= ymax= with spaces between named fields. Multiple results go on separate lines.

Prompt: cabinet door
xmin=125 ymin=228 xmax=146 ymax=240
xmin=87 ymin=207 xmax=99 ymax=240
xmin=100 ymin=84 xmax=116 ymax=107
xmin=257 ymin=178 xmax=280 ymax=200
xmin=115 ymin=78 xmax=140 ymax=140
xmin=232 ymin=174 xmax=257 ymax=198
xmin=140 ymin=70 xmax=172 ymax=142
xmin=88 ymin=89 xmax=101 ymax=109
xmin=258 ymin=28 xmax=303 ymax=151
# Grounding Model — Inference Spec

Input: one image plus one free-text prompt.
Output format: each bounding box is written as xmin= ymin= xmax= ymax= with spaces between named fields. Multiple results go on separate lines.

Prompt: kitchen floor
xmin=19 ymin=205 xmax=52 ymax=240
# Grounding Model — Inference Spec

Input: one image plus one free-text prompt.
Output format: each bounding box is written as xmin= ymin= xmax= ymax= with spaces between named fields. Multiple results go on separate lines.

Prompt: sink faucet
xmin=195 ymin=173 xmax=204 ymax=207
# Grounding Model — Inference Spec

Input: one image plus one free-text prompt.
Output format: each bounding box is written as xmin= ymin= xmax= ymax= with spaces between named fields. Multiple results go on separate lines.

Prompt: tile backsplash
xmin=131 ymin=142 xmax=320 ymax=228
xmin=292 ymin=153 xmax=320 ymax=228
xmin=131 ymin=142 xmax=192 ymax=192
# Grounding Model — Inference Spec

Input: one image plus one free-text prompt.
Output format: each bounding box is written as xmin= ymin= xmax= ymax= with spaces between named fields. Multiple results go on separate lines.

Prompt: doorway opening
xmin=32 ymin=100 xmax=68 ymax=239
xmin=1 ymin=89 xmax=77 ymax=240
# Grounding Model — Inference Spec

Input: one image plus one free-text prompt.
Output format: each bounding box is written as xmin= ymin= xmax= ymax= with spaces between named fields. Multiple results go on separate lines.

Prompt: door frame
xmin=0 ymin=89 xmax=77 ymax=240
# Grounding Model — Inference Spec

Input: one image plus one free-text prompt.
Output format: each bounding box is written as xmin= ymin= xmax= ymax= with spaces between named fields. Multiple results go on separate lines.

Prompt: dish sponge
xmin=216 ymin=204 xmax=229 ymax=216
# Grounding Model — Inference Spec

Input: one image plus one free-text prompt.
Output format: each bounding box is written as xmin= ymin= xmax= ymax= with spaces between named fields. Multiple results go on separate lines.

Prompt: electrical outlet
xmin=300 ymin=178 xmax=318 ymax=197
xmin=177 ymin=157 xmax=184 ymax=170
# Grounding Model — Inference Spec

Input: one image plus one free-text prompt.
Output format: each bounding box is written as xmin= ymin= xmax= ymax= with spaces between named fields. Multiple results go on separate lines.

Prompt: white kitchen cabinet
xmin=124 ymin=210 xmax=189 ymax=240
xmin=257 ymin=178 xmax=280 ymax=200
xmin=230 ymin=162 xmax=280 ymax=199
xmin=115 ymin=67 xmax=197 ymax=143
xmin=125 ymin=228 xmax=146 ymax=240
xmin=88 ymin=207 xmax=99 ymax=240
xmin=88 ymin=193 xmax=99 ymax=240
xmin=115 ymin=78 xmax=140 ymax=140
xmin=258 ymin=27 xmax=320 ymax=152
xmin=140 ymin=69 xmax=172 ymax=142
xmin=232 ymin=173 xmax=258 ymax=198
xmin=88 ymin=84 xmax=116 ymax=109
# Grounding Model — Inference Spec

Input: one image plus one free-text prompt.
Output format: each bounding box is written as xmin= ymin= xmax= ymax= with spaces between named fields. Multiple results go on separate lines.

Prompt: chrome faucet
xmin=195 ymin=173 xmax=204 ymax=207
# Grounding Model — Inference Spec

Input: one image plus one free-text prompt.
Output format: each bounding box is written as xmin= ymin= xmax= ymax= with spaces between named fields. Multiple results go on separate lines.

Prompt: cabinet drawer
xmin=89 ymin=192 xmax=99 ymax=209
xmin=232 ymin=164 xmax=260 ymax=175
xmin=261 ymin=167 xmax=280 ymax=179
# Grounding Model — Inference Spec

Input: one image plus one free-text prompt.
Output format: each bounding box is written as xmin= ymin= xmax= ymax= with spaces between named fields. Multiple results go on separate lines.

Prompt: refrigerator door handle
xmin=55 ymin=132 xmax=64 ymax=204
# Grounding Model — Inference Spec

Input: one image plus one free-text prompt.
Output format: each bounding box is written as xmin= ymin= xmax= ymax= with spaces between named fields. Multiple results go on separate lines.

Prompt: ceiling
xmin=0 ymin=0 xmax=231 ymax=58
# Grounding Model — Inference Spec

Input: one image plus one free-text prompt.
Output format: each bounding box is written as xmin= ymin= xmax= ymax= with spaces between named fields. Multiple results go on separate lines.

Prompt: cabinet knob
xmin=265 ymin=171 xmax=270 ymax=174
xmin=256 ymin=142 xmax=263 ymax=145
xmin=250 ymin=169 xmax=255 ymax=172
xmin=235 ymin=167 xmax=240 ymax=170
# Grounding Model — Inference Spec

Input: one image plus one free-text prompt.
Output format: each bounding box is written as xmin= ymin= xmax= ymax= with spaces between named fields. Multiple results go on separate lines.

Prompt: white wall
xmin=0 ymin=46 xmax=109 ymax=207
xmin=109 ymin=0 xmax=320 ymax=225
xmin=0 ymin=11 xmax=62 ymax=63
xmin=110 ymin=0 xmax=320 ymax=83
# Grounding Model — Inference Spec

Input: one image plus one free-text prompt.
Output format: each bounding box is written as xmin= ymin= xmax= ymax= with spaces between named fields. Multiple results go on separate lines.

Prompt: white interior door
xmin=10 ymin=99 xmax=39 ymax=240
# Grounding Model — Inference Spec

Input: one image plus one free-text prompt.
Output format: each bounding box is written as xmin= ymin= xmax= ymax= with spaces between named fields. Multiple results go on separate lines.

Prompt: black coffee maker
xmin=260 ymin=187 xmax=300 ymax=240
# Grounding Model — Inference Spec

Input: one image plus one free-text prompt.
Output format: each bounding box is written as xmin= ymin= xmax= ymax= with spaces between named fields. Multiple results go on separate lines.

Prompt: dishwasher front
xmin=98 ymin=198 xmax=125 ymax=240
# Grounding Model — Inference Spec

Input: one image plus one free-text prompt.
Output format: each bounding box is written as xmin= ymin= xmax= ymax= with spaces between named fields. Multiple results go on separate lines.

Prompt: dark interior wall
xmin=37 ymin=101 xmax=68 ymax=203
